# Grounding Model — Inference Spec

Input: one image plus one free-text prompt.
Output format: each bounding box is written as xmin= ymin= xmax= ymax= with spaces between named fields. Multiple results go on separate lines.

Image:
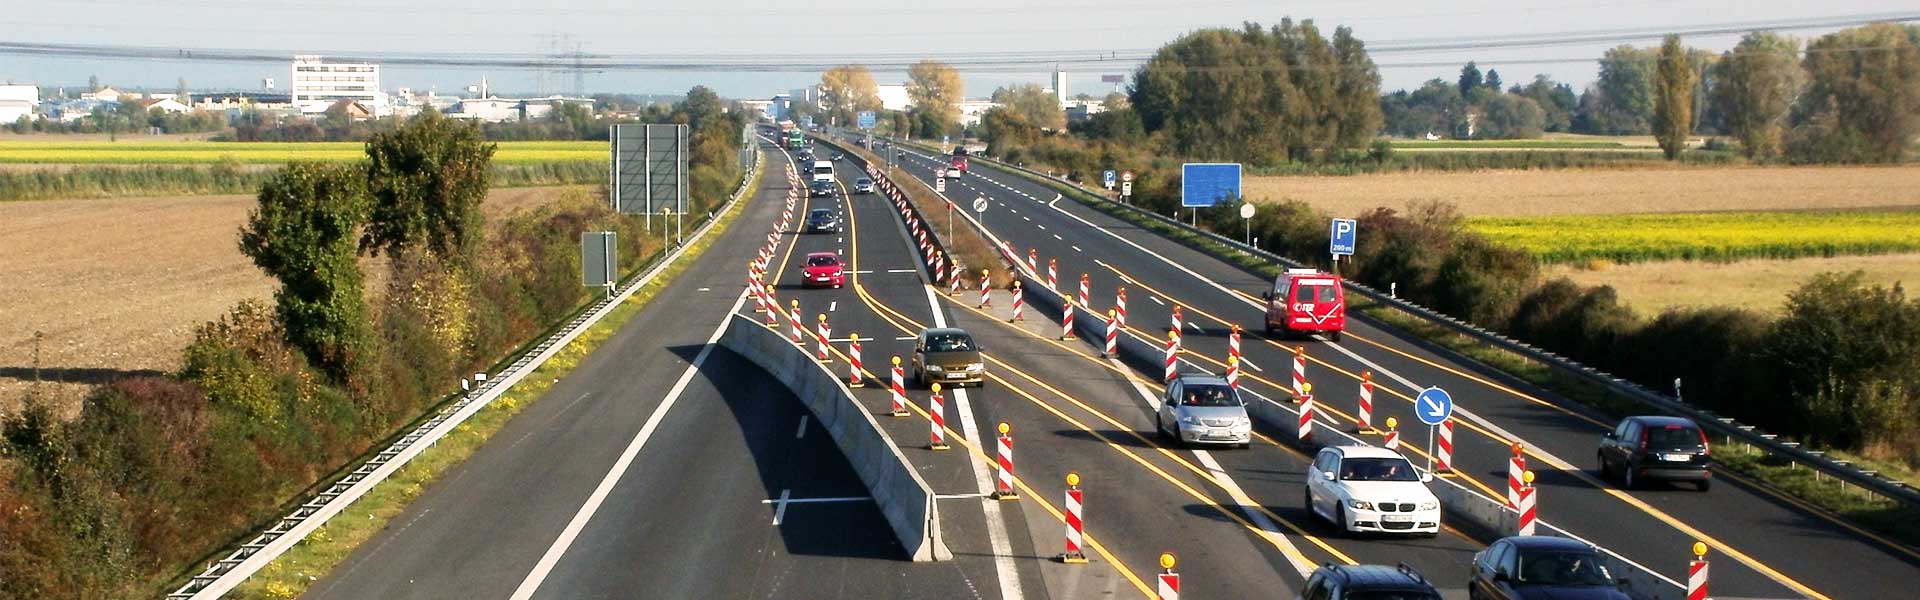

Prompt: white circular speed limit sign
xmin=1239 ymin=203 xmax=1256 ymax=219
xmin=972 ymin=196 xmax=989 ymax=213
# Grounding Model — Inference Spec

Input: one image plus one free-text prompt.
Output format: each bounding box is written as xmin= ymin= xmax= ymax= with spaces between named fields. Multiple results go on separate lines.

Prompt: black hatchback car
xmin=1470 ymin=535 xmax=1631 ymax=600
xmin=1599 ymin=415 xmax=1712 ymax=491
xmin=808 ymin=179 xmax=836 ymax=198
xmin=1296 ymin=563 xmax=1440 ymax=600
xmin=804 ymin=208 xmax=841 ymax=234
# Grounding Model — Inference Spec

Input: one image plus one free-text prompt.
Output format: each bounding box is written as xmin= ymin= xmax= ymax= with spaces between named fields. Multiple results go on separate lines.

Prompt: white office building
xmin=0 ymin=83 xmax=37 ymax=123
xmin=876 ymin=84 xmax=910 ymax=112
xmin=291 ymin=55 xmax=386 ymax=116
xmin=1051 ymin=69 xmax=1069 ymax=107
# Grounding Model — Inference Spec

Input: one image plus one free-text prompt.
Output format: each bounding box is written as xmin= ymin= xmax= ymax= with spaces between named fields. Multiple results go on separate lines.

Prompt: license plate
xmin=1664 ymin=453 xmax=1693 ymax=462
xmin=947 ymin=373 xmax=966 ymax=379
xmin=1382 ymin=514 xmax=1413 ymax=522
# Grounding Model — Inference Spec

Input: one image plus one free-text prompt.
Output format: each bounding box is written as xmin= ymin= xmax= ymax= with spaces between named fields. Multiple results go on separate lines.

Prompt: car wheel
xmin=1622 ymin=465 xmax=1638 ymax=490
xmin=916 ymin=370 xmax=928 ymax=388
xmin=1329 ymin=331 xmax=1343 ymax=342
xmin=1697 ymin=478 xmax=1712 ymax=492
xmin=1598 ymin=452 xmax=1613 ymax=481
xmin=1304 ymin=488 xmax=1316 ymax=521
xmin=1337 ymin=506 xmax=1351 ymax=536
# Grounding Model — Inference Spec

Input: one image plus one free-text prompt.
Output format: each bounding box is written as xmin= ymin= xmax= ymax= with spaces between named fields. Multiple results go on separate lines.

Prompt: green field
xmin=1386 ymin=139 xmax=1631 ymax=149
xmin=0 ymin=140 xmax=606 ymax=165
xmin=1469 ymin=210 xmax=1920 ymax=264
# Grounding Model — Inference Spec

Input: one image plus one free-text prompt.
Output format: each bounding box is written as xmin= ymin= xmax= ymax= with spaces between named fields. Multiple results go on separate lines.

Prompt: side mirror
xmin=1261 ymin=291 xmax=1272 ymax=300
xmin=1420 ymin=472 xmax=1434 ymax=483
xmin=1604 ymin=431 xmax=1616 ymax=439
xmin=1493 ymin=570 xmax=1511 ymax=583
xmin=1321 ymin=471 xmax=1336 ymax=481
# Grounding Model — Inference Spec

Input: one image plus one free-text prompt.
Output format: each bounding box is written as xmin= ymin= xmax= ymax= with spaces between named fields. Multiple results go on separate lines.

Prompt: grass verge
xmin=220 ymin=156 xmax=763 ymax=599
xmin=993 ymin=152 xmax=1920 ymax=550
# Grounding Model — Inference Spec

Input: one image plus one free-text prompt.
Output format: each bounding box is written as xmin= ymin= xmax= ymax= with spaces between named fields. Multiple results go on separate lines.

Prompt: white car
xmin=1305 ymin=446 xmax=1441 ymax=537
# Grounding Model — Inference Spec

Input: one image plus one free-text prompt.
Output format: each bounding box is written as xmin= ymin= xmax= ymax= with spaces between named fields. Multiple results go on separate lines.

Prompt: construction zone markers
xmin=1436 ymin=419 xmax=1455 ymax=475
xmin=1689 ymin=542 xmax=1710 ymax=600
xmin=992 ymin=422 xmax=1019 ymax=500
xmin=1291 ymin=345 xmax=1307 ymax=399
xmin=1297 ymin=382 xmax=1316 ymax=442
xmin=1517 ymin=470 xmax=1538 ymax=536
xmin=1010 ymin=281 xmax=1025 ymax=322
xmin=847 ymin=334 xmax=864 ymax=387
xmin=1384 ymin=417 xmax=1401 ymax=451
xmin=1060 ymin=298 xmax=1077 ymax=340
xmin=1356 ymin=371 xmax=1376 ymax=434
xmin=889 ymin=356 xmax=909 ymax=417
xmin=1061 ymin=472 xmax=1088 ymax=564
xmin=1157 ymin=553 xmax=1180 ymax=600
xmin=1508 ymin=443 xmax=1528 ymax=510
xmin=929 ymin=383 xmax=951 ymax=450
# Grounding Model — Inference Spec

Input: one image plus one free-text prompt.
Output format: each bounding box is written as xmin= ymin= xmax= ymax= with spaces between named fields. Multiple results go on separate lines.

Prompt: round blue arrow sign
xmin=1415 ymin=387 xmax=1453 ymax=425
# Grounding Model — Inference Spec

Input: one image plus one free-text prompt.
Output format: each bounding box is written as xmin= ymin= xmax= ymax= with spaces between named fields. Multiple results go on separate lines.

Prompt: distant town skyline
xmin=2 ymin=0 xmax=1907 ymax=100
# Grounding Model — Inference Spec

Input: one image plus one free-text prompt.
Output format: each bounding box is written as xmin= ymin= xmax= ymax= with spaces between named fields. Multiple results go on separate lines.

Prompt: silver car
xmin=1155 ymin=375 xmax=1252 ymax=448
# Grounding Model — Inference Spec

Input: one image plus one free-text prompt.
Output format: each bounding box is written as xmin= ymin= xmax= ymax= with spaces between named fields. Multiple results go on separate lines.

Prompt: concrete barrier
xmin=718 ymin=314 xmax=952 ymax=562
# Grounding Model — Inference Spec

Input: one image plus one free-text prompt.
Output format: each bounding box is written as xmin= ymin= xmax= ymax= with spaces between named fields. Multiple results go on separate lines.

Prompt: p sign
xmin=1329 ymin=218 xmax=1357 ymax=256
xmin=1181 ymin=163 xmax=1242 ymax=208
xmin=1103 ymin=169 xmax=1117 ymax=190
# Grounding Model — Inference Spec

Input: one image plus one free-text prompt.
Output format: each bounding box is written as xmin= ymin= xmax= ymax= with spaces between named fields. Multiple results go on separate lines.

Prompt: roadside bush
xmin=1756 ymin=273 xmax=1920 ymax=458
xmin=1616 ymin=306 xmax=1771 ymax=417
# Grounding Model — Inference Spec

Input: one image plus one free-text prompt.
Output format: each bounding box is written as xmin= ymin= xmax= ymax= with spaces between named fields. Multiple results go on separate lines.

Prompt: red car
xmin=802 ymin=252 xmax=845 ymax=288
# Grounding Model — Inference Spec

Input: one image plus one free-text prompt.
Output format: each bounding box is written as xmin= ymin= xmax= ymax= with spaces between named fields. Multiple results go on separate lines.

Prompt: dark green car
xmin=912 ymin=328 xmax=985 ymax=387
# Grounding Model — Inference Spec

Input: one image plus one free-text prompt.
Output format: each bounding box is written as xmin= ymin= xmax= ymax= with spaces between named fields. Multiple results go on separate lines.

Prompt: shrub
xmin=1756 ymin=272 xmax=1920 ymax=456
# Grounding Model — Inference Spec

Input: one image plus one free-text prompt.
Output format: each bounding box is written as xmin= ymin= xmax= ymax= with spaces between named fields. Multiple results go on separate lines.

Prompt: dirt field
xmin=1246 ymin=165 xmax=1920 ymax=217
xmin=0 ymin=186 xmax=585 ymax=417
xmin=1548 ymin=253 xmax=1920 ymax=317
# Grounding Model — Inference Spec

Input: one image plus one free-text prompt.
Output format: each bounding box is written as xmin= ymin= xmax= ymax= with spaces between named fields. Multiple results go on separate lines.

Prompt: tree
xmin=360 ymin=110 xmax=497 ymax=262
xmin=1329 ymin=26 xmax=1384 ymax=152
xmin=819 ymin=65 xmax=882 ymax=128
xmin=1069 ymin=107 xmax=1145 ymax=142
xmin=1653 ymin=35 xmax=1697 ymax=159
xmin=1713 ymin=31 xmax=1803 ymax=159
xmin=1790 ymin=23 xmax=1920 ymax=163
xmin=1518 ymin=75 xmax=1578 ymax=132
xmin=1458 ymin=62 xmax=1484 ymax=97
xmin=1587 ymin=45 xmax=1657 ymax=134
xmin=992 ymin=83 xmax=1065 ymax=131
xmin=1484 ymin=69 xmax=1503 ymax=92
xmin=238 ymin=163 xmax=373 ymax=381
xmin=1479 ymin=93 xmax=1547 ymax=139
xmin=1102 ymin=91 xmax=1130 ymax=111
xmin=907 ymin=60 xmax=963 ymax=136
xmin=175 ymin=78 xmax=189 ymax=102
xmin=980 ymin=106 xmax=1039 ymax=152
xmin=87 ymin=75 xmax=99 ymax=92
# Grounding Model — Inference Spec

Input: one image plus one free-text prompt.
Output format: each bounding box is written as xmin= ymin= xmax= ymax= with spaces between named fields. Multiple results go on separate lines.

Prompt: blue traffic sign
xmin=857 ymin=111 xmax=877 ymax=130
xmin=1330 ymin=218 xmax=1357 ymax=256
xmin=1181 ymin=163 xmax=1242 ymax=208
xmin=1415 ymin=387 xmax=1453 ymax=426
xmin=1102 ymin=170 xmax=1117 ymax=188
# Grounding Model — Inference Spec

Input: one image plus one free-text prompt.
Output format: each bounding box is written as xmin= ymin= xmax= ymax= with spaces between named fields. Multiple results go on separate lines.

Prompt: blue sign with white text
xmin=1330 ymin=218 xmax=1357 ymax=256
xmin=1181 ymin=163 xmax=1242 ymax=208
xmin=1415 ymin=387 xmax=1453 ymax=426
xmin=857 ymin=111 xmax=877 ymax=130
xmin=1103 ymin=170 xmax=1117 ymax=188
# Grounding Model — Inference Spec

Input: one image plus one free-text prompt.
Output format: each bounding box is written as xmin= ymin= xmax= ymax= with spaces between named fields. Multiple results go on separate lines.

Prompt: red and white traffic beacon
xmin=1263 ymin=268 xmax=1347 ymax=341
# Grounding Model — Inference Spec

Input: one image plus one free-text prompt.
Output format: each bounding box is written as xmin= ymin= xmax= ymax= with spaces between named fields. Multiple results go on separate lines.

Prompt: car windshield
xmin=806 ymin=256 xmax=838 ymax=267
xmin=1644 ymin=425 xmax=1703 ymax=450
xmin=1516 ymin=550 xmax=1613 ymax=586
xmin=924 ymin=333 xmax=975 ymax=352
xmin=1346 ymin=592 xmax=1441 ymax=600
xmin=1339 ymin=457 xmax=1420 ymax=482
xmin=1181 ymin=384 xmax=1242 ymax=407
xmin=857 ymin=178 xmax=872 ymax=185
xmin=808 ymin=210 xmax=832 ymax=219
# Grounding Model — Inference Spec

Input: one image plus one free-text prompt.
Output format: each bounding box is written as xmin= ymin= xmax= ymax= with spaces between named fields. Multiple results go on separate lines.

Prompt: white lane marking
xmin=886 ymin=268 xmax=919 ymax=273
xmin=1049 ymin=193 xmax=1062 ymax=208
xmin=895 ymin=336 xmax=918 ymax=341
xmin=1010 ymin=207 xmax=1019 ymax=214
xmin=1187 ymin=321 xmax=1203 ymax=333
xmin=919 ymin=284 xmax=1024 ymax=600
xmin=838 ymin=237 xmax=844 ymax=243
xmin=1023 ymin=216 xmax=1031 ymax=222
xmin=830 ymin=301 xmax=838 ymax=312
xmin=509 ymin=288 xmax=748 ymax=600
xmin=1072 ymin=245 xmax=1084 ymax=252
xmin=837 ymin=248 xmax=844 ymax=256
xmin=697 ymin=287 xmax=711 ymax=292
xmin=1037 ymin=224 xmax=1047 ymax=231
xmin=1240 ymin=355 xmax=1263 ymax=372
xmin=796 ymin=415 xmax=809 ymax=439
xmin=761 ymin=495 xmax=869 ymax=505
xmin=1053 ymin=234 xmax=1064 ymax=241
xmin=935 ymin=492 xmax=989 ymax=500
xmin=850 ymin=270 xmax=875 ymax=274
xmin=1192 ymin=450 xmax=1317 ymax=578
xmin=772 ymin=489 xmax=792 ymax=525
xmin=1147 ymin=296 xmax=1165 ymax=306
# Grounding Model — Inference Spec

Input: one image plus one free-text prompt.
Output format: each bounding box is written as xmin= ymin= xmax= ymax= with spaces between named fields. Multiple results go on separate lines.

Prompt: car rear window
xmin=1346 ymin=592 xmax=1440 ymax=600
xmin=1339 ymin=457 xmax=1421 ymax=482
xmin=1293 ymin=283 xmax=1338 ymax=303
xmin=925 ymin=333 xmax=975 ymax=352
xmin=806 ymin=256 xmax=839 ymax=267
xmin=1644 ymin=425 xmax=1704 ymax=450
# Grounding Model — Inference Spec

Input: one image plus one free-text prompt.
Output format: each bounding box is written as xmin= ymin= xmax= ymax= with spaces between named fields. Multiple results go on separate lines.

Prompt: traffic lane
xmin=527 ymin=347 xmax=963 ymax=599
xmin=925 ymin=158 xmax=1822 ymax=597
xmin=941 ymin=299 xmax=1303 ymax=599
xmin=824 ymin=159 xmax=1053 ymax=600
xmin=308 ymin=154 xmax=790 ymax=600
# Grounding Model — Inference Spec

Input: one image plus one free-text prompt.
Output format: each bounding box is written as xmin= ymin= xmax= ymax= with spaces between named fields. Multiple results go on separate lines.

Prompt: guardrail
xmin=717 ymin=315 xmax=951 ymax=561
xmin=168 ymin=147 xmax=765 ymax=599
xmin=906 ymin=139 xmax=1920 ymax=512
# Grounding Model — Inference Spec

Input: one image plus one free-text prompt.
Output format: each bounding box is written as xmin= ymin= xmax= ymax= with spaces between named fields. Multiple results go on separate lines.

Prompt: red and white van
xmin=1263 ymin=268 xmax=1346 ymax=341
xmin=946 ymin=154 xmax=968 ymax=178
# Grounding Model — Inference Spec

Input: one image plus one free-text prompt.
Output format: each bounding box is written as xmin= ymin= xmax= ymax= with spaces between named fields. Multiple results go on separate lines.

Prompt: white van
xmin=812 ymin=160 xmax=834 ymax=183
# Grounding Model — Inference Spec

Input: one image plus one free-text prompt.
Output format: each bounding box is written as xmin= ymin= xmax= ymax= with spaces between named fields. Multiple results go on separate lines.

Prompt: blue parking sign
xmin=1329 ymin=218 xmax=1357 ymax=256
xmin=1102 ymin=170 xmax=1117 ymax=189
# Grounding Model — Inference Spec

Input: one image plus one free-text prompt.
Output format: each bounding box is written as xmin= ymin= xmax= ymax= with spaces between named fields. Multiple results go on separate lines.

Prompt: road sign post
xmin=1239 ymin=203 xmax=1256 ymax=246
xmin=581 ymin=231 xmax=617 ymax=298
xmin=1416 ymin=387 xmax=1454 ymax=473
xmin=1120 ymin=170 xmax=1134 ymax=203
xmin=936 ymin=176 xmax=946 ymax=193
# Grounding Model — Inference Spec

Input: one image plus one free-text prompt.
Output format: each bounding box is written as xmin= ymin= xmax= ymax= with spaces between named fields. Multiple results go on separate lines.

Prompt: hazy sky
xmin=0 ymin=0 xmax=1907 ymax=100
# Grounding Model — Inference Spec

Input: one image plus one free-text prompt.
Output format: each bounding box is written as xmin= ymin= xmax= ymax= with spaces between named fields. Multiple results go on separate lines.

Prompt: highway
xmin=307 ymin=142 xmax=988 ymax=599
xmin=865 ymin=136 xmax=1920 ymax=599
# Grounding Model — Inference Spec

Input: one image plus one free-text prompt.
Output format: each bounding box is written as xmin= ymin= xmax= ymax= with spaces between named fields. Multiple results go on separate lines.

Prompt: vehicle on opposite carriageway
xmin=1263 ymin=268 xmax=1347 ymax=341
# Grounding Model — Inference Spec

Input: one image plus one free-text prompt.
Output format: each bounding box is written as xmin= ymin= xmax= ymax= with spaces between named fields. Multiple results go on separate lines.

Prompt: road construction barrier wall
xmin=718 ymin=314 xmax=952 ymax=562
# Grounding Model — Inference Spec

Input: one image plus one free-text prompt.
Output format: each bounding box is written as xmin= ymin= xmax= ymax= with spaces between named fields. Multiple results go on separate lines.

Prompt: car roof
xmin=1501 ymin=535 xmax=1598 ymax=552
xmin=805 ymin=251 xmax=839 ymax=259
xmin=1330 ymin=445 xmax=1408 ymax=460
xmin=1624 ymin=415 xmax=1698 ymax=428
xmin=1319 ymin=564 xmax=1433 ymax=590
xmin=920 ymin=327 xmax=970 ymax=337
xmin=1173 ymin=374 xmax=1230 ymax=387
xmin=807 ymin=208 xmax=833 ymax=214
xmin=856 ymin=176 xmax=873 ymax=181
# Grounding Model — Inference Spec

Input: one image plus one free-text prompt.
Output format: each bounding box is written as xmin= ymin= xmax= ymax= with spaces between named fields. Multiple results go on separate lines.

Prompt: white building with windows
xmin=0 ymin=83 xmax=37 ymax=123
xmin=291 ymin=55 xmax=386 ymax=116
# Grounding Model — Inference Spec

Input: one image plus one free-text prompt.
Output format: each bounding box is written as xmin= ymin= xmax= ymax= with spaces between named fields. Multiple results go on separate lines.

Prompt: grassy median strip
xmin=995 ymin=153 xmax=1920 ymax=550
xmin=227 ymin=160 xmax=763 ymax=599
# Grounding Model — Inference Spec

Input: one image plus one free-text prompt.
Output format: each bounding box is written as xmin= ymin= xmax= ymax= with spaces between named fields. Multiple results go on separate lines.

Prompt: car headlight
xmin=1180 ymin=415 xmax=1200 ymax=425
xmin=1347 ymin=500 xmax=1374 ymax=510
xmin=1418 ymin=501 xmax=1438 ymax=511
xmin=967 ymin=362 xmax=984 ymax=372
xmin=1237 ymin=417 xmax=1252 ymax=427
xmin=926 ymin=365 xmax=944 ymax=372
